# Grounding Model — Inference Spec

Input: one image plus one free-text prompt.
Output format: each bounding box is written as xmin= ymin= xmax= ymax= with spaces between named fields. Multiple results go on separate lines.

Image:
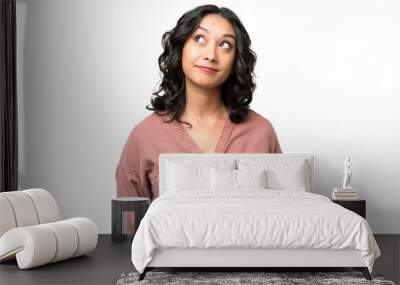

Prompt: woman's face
xmin=182 ymin=14 xmax=236 ymax=90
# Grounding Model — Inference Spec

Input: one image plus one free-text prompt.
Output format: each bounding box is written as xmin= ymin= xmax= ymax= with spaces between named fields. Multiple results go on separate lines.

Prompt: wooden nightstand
xmin=332 ymin=199 xmax=366 ymax=219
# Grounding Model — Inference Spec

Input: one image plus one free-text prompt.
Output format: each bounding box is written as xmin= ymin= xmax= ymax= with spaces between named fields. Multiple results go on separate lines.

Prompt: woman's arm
xmin=274 ymin=138 xmax=283 ymax=153
xmin=115 ymin=128 xmax=153 ymax=198
xmin=115 ymin=163 xmax=142 ymax=198
xmin=268 ymin=124 xmax=282 ymax=153
xmin=115 ymin=130 xmax=153 ymax=234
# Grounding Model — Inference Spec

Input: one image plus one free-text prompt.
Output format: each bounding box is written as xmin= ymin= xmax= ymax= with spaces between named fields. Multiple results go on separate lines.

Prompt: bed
xmin=130 ymin=153 xmax=381 ymax=281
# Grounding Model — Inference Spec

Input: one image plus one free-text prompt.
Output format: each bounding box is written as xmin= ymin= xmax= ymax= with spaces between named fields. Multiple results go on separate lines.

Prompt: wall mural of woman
xmin=115 ymin=4 xmax=282 ymax=234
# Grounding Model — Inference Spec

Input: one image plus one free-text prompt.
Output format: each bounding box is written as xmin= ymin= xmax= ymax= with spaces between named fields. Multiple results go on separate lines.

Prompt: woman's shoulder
xmin=244 ymin=109 xmax=275 ymax=130
xmin=240 ymin=109 xmax=280 ymax=146
xmin=128 ymin=111 xmax=170 ymax=138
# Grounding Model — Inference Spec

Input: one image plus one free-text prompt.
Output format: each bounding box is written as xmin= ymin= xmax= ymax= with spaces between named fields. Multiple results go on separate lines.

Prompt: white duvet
xmin=131 ymin=190 xmax=381 ymax=273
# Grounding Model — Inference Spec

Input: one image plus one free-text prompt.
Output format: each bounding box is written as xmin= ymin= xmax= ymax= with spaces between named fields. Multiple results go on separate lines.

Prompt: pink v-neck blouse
xmin=115 ymin=109 xmax=282 ymax=202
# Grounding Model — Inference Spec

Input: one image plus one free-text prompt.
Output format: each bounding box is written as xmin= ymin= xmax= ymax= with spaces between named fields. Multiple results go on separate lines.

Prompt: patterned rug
xmin=116 ymin=271 xmax=397 ymax=285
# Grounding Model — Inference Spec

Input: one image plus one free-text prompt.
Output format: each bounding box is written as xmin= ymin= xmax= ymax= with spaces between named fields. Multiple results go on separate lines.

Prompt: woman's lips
xmin=197 ymin=66 xmax=218 ymax=73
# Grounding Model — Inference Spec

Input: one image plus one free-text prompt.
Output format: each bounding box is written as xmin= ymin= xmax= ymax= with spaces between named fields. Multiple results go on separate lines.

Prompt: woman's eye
xmin=220 ymin=41 xmax=232 ymax=49
xmin=194 ymin=35 xmax=205 ymax=43
xmin=194 ymin=35 xmax=232 ymax=49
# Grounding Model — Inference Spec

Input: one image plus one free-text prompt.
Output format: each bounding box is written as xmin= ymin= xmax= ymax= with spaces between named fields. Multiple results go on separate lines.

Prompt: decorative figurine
xmin=342 ymin=156 xmax=353 ymax=190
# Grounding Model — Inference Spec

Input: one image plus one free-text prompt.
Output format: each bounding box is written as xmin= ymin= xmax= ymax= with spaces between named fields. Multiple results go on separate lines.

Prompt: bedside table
xmin=111 ymin=197 xmax=150 ymax=242
xmin=332 ymin=199 xmax=366 ymax=219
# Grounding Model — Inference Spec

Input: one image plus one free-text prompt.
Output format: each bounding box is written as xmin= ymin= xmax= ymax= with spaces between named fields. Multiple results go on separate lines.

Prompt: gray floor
xmin=0 ymin=235 xmax=134 ymax=285
xmin=0 ymin=234 xmax=398 ymax=285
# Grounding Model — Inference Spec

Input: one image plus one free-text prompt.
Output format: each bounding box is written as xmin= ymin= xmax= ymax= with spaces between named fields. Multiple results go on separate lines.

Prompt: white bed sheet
xmin=131 ymin=189 xmax=381 ymax=273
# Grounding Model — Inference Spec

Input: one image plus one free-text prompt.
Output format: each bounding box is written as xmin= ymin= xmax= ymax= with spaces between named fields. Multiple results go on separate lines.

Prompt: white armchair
xmin=0 ymin=188 xmax=98 ymax=269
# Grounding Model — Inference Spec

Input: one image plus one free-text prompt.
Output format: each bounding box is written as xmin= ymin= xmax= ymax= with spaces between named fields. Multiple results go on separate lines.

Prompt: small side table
xmin=111 ymin=197 xmax=150 ymax=242
xmin=332 ymin=199 xmax=366 ymax=219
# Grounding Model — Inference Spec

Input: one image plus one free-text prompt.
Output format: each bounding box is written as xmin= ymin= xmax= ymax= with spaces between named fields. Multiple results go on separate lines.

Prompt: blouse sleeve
xmin=115 ymin=129 xmax=153 ymax=235
xmin=115 ymin=129 xmax=153 ymax=200
xmin=269 ymin=124 xmax=283 ymax=154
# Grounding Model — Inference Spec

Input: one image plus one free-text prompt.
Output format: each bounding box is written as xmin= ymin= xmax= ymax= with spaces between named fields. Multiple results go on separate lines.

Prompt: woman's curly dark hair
xmin=145 ymin=4 xmax=257 ymax=127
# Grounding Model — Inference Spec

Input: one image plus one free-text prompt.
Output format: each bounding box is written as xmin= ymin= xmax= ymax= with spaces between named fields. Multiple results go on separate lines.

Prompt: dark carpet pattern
xmin=116 ymin=271 xmax=397 ymax=285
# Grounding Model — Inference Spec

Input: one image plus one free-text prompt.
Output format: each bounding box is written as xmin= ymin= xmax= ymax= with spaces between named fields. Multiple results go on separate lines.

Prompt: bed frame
xmin=138 ymin=153 xmax=372 ymax=281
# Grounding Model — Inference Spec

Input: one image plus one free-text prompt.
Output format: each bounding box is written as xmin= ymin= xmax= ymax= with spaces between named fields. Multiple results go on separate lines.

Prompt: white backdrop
xmin=16 ymin=0 xmax=400 ymax=233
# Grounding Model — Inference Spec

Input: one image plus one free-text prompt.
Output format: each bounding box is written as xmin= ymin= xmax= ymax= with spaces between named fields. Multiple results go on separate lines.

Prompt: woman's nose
xmin=203 ymin=44 xmax=218 ymax=63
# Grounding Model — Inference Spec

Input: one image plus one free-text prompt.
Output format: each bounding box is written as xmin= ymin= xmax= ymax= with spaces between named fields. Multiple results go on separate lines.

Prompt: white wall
xmin=16 ymin=0 xmax=400 ymax=234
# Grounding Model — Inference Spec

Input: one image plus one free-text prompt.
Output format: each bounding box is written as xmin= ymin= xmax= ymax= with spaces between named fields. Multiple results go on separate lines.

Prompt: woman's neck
xmin=182 ymin=80 xmax=227 ymax=122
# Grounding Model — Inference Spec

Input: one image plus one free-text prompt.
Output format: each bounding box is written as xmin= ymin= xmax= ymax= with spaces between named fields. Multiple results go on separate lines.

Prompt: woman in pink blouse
xmin=116 ymin=5 xmax=282 ymax=234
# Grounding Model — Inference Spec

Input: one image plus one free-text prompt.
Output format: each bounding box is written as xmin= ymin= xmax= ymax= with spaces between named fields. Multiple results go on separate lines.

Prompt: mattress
xmin=131 ymin=189 xmax=381 ymax=273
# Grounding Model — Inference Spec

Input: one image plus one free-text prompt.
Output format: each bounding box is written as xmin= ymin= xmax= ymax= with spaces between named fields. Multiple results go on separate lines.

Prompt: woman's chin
xmin=192 ymin=79 xmax=223 ymax=89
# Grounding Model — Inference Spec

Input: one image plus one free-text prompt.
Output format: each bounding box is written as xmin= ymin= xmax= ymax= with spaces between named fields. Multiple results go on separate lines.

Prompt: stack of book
xmin=332 ymin=188 xmax=359 ymax=200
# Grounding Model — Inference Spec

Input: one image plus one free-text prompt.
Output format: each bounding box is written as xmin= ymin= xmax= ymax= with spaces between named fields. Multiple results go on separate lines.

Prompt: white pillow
xmin=167 ymin=163 xmax=210 ymax=191
xmin=266 ymin=162 xmax=307 ymax=191
xmin=167 ymin=160 xmax=235 ymax=192
xmin=237 ymin=159 xmax=310 ymax=192
xmin=237 ymin=169 xmax=267 ymax=188
xmin=211 ymin=168 xmax=236 ymax=190
xmin=211 ymin=168 xmax=267 ymax=190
